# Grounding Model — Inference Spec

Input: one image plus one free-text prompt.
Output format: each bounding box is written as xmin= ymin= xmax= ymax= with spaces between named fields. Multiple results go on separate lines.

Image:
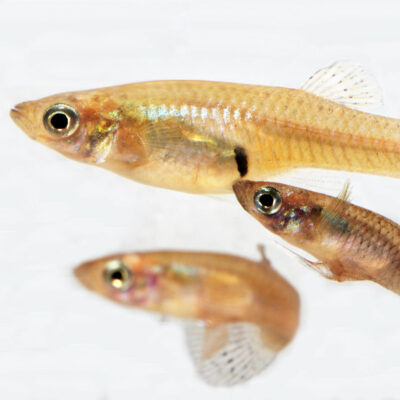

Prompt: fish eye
xmin=254 ymin=186 xmax=283 ymax=215
xmin=104 ymin=260 xmax=132 ymax=291
xmin=43 ymin=103 xmax=79 ymax=137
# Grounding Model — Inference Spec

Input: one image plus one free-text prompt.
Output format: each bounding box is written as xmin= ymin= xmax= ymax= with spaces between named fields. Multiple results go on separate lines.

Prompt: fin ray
xmin=318 ymin=181 xmax=352 ymax=233
xmin=185 ymin=322 xmax=276 ymax=386
xmin=265 ymin=168 xmax=347 ymax=196
xmin=273 ymin=240 xmax=335 ymax=280
xmin=140 ymin=118 xmax=233 ymax=154
xmin=301 ymin=61 xmax=383 ymax=111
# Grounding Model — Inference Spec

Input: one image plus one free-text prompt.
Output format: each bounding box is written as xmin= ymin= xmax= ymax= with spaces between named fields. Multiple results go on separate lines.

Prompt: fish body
xmin=10 ymin=62 xmax=400 ymax=193
xmin=74 ymin=249 xmax=299 ymax=385
xmin=233 ymin=180 xmax=400 ymax=295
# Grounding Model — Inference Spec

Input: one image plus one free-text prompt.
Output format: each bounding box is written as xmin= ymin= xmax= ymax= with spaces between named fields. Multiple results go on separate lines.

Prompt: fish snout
xmin=74 ymin=263 xmax=94 ymax=290
xmin=10 ymin=102 xmax=37 ymax=139
xmin=10 ymin=102 xmax=28 ymax=118
xmin=10 ymin=103 xmax=23 ymax=124
xmin=232 ymin=179 xmax=253 ymax=210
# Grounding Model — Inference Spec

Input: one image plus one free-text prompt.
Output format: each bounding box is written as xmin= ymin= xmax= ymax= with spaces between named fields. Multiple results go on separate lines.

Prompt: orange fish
xmin=233 ymin=180 xmax=400 ymax=295
xmin=74 ymin=248 xmax=299 ymax=385
xmin=10 ymin=62 xmax=398 ymax=193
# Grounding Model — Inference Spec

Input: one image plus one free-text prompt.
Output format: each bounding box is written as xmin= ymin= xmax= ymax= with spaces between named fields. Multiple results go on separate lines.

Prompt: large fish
xmin=74 ymin=248 xmax=300 ymax=385
xmin=10 ymin=62 xmax=396 ymax=193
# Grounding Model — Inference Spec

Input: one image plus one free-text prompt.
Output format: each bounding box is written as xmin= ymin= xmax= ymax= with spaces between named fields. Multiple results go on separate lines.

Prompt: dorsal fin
xmin=256 ymin=244 xmax=274 ymax=270
xmin=301 ymin=61 xmax=383 ymax=111
xmin=185 ymin=322 xmax=276 ymax=386
xmin=257 ymin=244 xmax=268 ymax=262
xmin=318 ymin=181 xmax=352 ymax=233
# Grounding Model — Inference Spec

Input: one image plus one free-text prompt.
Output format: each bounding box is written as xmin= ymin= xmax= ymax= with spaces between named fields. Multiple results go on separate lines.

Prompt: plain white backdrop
xmin=2 ymin=0 xmax=400 ymax=398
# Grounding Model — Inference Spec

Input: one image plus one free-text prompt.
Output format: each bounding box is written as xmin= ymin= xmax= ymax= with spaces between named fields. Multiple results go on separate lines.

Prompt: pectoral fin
xmin=140 ymin=118 xmax=234 ymax=159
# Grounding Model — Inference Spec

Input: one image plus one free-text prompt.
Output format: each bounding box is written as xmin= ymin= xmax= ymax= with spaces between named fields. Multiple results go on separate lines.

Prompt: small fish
xmin=233 ymin=180 xmax=400 ymax=295
xmin=10 ymin=62 xmax=400 ymax=193
xmin=74 ymin=248 xmax=299 ymax=386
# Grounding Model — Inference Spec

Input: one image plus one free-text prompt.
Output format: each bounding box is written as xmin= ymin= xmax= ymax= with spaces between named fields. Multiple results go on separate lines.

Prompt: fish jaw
xmin=10 ymin=94 xmax=123 ymax=165
xmin=74 ymin=260 xmax=105 ymax=294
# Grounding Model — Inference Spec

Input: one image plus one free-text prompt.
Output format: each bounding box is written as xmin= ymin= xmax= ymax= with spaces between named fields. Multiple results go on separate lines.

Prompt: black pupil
xmin=111 ymin=270 xmax=123 ymax=282
xmin=50 ymin=112 xmax=69 ymax=130
xmin=259 ymin=193 xmax=274 ymax=208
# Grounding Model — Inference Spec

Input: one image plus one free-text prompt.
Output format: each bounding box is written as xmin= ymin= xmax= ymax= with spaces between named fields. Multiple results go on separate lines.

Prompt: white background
xmin=1 ymin=0 xmax=400 ymax=398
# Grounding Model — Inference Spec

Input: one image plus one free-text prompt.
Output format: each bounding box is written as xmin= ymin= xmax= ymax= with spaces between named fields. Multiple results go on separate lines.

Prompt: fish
xmin=10 ymin=61 xmax=400 ymax=194
xmin=233 ymin=180 xmax=400 ymax=295
xmin=74 ymin=247 xmax=300 ymax=386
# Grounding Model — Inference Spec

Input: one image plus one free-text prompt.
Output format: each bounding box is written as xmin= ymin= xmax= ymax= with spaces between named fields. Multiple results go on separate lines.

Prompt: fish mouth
xmin=74 ymin=263 xmax=94 ymax=291
xmin=10 ymin=102 xmax=37 ymax=140
xmin=10 ymin=106 xmax=21 ymax=121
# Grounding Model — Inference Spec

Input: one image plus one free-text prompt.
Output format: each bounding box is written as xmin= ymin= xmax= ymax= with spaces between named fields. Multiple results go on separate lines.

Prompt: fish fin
xmin=301 ymin=61 xmax=383 ymax=111
xmin=184 ymin=321 xmax=276 ymax=386
xmin=256 ymin=243 xmax=269 ymax=264
xmin=296 ymin=256 xmax=335 ymax=280
xmin=296 ymin=253 xmax=360 ymax=282
xmin=274 ymin=240 xmax=335 ymax=280
xmin=265 ymin=168 xmax=348 ymax=197
xmin=204 ymin=193 xmax=235 ymax=203
xmin=318 ymin=181 xmax=352 ymax=233
xmin=337 ymin=180 xmax=352 ymax=202
xmin=256 ymin=244 xmax=275 ymax=271
xmin=139 ymin=118 xmax=233 ymax=157
xmin=138 ymin=119 xmax=195 ymax=153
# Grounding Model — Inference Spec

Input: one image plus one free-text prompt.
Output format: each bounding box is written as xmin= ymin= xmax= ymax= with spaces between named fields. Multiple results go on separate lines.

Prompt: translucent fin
xmin=273 ymin=240 xmax=335 ymax=280
xmin=204 ymin=194 xmax=235 ymax=203
xmin=301 ymin=61 xmax=383 ymax=111
xmin=141 ymin=119 xmax=233 ymax=156
xmin=327 ymin=181 xmax=351 ymax=213
xmin=296 ymin=255 xmax=334 ymax=280
xmin=185 ymin=322 xmax=276 ymax=386
xmin=266 ymin=168 xmax=347 ymax=197
xmin=318 ymin=181 xmax=352 ymax=233
xmin=337 ymin=181 xmax=352 ymax=202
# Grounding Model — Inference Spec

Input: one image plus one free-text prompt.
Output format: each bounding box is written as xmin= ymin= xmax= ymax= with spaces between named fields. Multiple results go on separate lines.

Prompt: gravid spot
xmin=234 ymin=147 xmax=248 ymax=177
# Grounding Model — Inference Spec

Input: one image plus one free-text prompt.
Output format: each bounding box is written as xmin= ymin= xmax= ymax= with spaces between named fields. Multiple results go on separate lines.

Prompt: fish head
xmin=233 ymin=180 xmax=323 ymax=245
xmin=74 ymin=253 xmax=200 ymax=315
xmin=10 ymin=90 xmax=144 ymax=165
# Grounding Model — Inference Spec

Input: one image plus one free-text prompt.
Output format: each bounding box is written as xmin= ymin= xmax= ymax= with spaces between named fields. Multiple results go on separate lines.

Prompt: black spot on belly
xmin=234 ymin=147 xmax=248 ymax=177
